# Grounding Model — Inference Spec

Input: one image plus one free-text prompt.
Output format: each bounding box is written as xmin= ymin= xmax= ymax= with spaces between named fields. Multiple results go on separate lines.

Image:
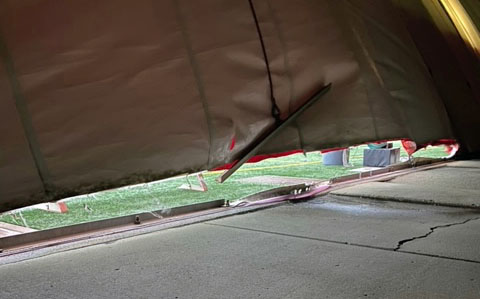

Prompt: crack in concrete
xmin=206 ymin=222 xmax=480 ymax=263
xmin=394 ymin=217 xmax=480 ymax=251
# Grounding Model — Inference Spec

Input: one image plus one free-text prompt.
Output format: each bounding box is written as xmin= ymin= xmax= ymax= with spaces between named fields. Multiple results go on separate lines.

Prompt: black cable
xmin=248 ymin=0 xmax=281 ymax=124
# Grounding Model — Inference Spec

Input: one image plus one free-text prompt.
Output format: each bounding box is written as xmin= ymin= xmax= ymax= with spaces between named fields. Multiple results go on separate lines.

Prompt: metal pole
xmin=216 ymin=83 xmax=332 ymax=183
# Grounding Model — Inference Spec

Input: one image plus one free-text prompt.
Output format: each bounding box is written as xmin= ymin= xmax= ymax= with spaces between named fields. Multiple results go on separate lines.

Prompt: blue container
xmin=323 ymin=150 xmax=348 ymax=166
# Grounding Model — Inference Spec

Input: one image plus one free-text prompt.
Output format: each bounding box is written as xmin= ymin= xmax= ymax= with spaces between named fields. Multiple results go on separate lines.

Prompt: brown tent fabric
xmin=394 ymin=0 xmax=480 ymax=154
xmin=0 ymin=0 xmax=477 ymax=212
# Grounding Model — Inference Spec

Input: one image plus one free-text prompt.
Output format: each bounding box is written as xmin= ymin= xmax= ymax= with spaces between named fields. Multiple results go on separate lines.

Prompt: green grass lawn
xmin=0 ymin=142 xmax=448 ymax=230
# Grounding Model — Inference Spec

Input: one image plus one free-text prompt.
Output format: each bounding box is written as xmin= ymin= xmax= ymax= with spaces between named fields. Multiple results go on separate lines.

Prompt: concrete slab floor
xmin=331 ymin=181 xmax=480 ymax=208
xmin=400 ymin=217 xmax=480 ymax=262
xmin=331 ymin=165 xmax=480 ymax=208
xmin=208 ymin=196 xmax=480 ymax=260
xmin=1 ymin=196 xmax=479 ymax=299
xmin=390 ymin=167 xmax=480 ymax=191
xmin=447 ymin=160 xmax=480 ymax=169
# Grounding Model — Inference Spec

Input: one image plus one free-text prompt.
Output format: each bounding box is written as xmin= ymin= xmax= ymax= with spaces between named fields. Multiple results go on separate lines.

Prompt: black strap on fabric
xmin=248 ymin=0 xmax=281 ymax=124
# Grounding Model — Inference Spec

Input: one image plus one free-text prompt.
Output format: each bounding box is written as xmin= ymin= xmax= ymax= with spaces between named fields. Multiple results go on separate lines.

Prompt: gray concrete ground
xmin=331 ymin=161 xmax=480 ymax=208
xmin=1 ymin=194 xmax=479 ymax=299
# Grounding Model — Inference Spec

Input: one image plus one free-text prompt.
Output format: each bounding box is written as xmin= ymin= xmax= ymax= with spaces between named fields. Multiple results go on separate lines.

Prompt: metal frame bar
xmin=0 ymin=199 xmax=224 ymax=250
